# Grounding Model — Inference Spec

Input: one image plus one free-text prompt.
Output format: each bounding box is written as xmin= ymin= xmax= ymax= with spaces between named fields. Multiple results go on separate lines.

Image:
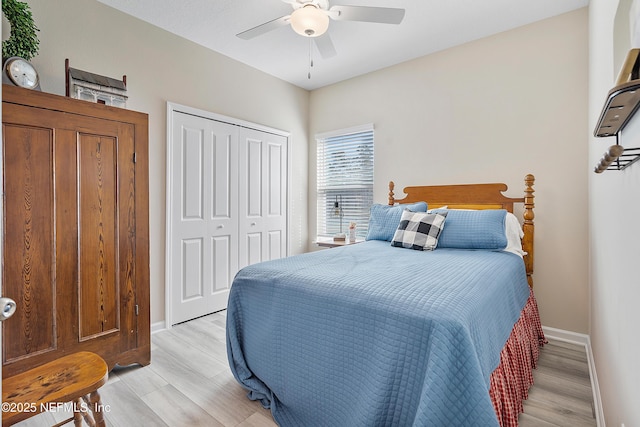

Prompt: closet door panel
xmin=169 ymin=112 xmax=238 ymax=324
xmin=264 ymin=136 xmax=287 ymax=260
xmin=240 ymin=136 xmax=264 ymax=266
xmin=182 ymin=127 xmax=204 ymax=219
xmin=245 ymin=233 xmax=262 ymax=266
xmin=182 ymin=238 xmax=204 ymax=300
xmin=212 ymin=236 xmax=231 ymax=291
xmin=268 ymin=230 xmax=283 ymax=261
xmin=212 ymin=135 xmax=232 ymax=218
xmin=239 ymin=128 xmax=288 ymax=269
xmin=246 ymin=139 xmax=262 ymax=217
xmin=268 ymin=143 xmax=283 ymax=217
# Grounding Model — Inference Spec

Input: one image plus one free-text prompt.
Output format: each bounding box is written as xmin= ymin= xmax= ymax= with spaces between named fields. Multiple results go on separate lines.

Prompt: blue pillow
xmin=431 ymin=209 xmax=507 ymax=250
xmin=366 ymin=202 xmax=428 ymax=241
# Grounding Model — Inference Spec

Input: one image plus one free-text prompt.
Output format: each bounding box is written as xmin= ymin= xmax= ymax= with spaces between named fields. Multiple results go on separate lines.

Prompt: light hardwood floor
xmin=14 ymin=311 xmax=596 ymax=426
xmin=520 ymin=339 xmax=597 ymax=426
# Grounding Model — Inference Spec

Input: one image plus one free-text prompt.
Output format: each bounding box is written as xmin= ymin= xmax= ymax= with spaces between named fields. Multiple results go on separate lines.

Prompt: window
xmin=316 ymin=124 xmax=374 ymax=239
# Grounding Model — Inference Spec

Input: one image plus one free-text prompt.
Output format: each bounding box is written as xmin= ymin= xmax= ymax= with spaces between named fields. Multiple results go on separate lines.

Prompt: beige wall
xmin=309 ymin=9 xmax=590 ymax=333
xmin=12 ymin=0 xmax=310 ymax=326
xmin=589 ymin=1 xmax=640 ymax=424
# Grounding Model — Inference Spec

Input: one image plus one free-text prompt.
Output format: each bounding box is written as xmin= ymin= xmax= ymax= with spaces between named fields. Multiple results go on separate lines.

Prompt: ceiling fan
xmin=236 ymin=0 xmax=405 ymax=59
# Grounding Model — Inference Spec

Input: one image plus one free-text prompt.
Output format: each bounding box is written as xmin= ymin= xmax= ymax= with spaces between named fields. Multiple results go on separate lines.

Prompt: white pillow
xmin=504 ymin=212 xmax=525 ymax=257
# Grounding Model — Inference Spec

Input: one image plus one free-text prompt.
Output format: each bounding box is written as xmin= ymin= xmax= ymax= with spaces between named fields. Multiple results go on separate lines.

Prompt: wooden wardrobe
xmin=1 ymin=85 xmax=150 ymax=377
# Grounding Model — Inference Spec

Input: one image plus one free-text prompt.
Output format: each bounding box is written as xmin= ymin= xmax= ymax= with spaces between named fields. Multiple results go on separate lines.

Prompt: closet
xmin=167 ymin=104 xmax=288 ymax=325
xmin=2 ymin=86 xmax=150 ymax=376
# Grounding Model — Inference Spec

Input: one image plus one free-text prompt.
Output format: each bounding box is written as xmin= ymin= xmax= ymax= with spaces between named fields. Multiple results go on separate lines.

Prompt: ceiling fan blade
xmin=328 ymin=5 xmax=405 ymax=24
xmin=314 ymin=34 xmax=337 ymax=59
xmin=236 ymin=15 xmax=291 ymax=40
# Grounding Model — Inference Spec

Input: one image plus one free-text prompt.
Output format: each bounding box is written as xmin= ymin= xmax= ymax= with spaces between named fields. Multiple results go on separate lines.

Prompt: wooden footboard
xmin=388 ymin=174 xmax=535 ymax=288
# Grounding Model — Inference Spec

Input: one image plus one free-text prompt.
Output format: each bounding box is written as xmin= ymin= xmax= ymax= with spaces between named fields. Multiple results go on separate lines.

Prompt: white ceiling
xmin=97 ymin=0 xmax=589 ymax=91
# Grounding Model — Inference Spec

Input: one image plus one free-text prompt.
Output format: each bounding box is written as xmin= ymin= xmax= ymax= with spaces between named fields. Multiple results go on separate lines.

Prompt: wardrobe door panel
xmin=117 ymin=123 xmax=138 ymax=352
xmin=78 ymin=134 xmax=119 ymax=340
xmin=54 ymin=129 xmax=79 ymax=353
xmin=2 ymin=124 xmax=56 ymax=363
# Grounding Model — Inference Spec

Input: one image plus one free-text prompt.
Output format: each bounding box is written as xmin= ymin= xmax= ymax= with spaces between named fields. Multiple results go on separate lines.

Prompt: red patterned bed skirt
xmin=489 ymin=291 xmax=546 ymax=427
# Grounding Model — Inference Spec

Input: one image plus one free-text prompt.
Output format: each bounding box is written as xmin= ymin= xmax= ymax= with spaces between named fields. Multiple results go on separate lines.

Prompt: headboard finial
xmin=522 ymin=174 xmax=535 ymax=288
xmin=388 ymin=181 xmax=395 ymax=206
xmin=523 ymin=174 xmax=535 ymax=224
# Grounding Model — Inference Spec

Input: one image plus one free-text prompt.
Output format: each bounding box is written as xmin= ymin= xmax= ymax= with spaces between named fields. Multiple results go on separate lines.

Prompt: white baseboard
xmin=542 ymin=326 xmax=605 ymax=427
xmin=542 ymin=325 xmax=589 ymax=345
xmin=151 ymin=320 xmax=166 ymax=334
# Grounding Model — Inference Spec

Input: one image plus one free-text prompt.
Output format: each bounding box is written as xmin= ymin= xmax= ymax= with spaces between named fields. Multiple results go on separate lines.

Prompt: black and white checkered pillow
xmin=391 ymin=210 xmax=448 ymax=251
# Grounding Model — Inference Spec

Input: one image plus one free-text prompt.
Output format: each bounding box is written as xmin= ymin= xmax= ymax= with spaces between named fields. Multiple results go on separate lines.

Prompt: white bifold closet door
xmin=238 ymin=127 xmax=288 ymax=269
xmin=168 ymin=109 xmax=288 ymax=325
xmin=170 ymin=112 xmax=239 ymax=325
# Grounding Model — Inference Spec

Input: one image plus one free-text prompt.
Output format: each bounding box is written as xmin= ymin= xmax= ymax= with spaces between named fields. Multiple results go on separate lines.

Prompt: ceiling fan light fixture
xmin=290 ymin=5 xmax=329 ymax=37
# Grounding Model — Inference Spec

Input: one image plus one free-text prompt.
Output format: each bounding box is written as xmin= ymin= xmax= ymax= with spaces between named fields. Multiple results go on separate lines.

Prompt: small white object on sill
xmin=333 ymin=233 xmax=346 ymax=242
xmin=348 ymin=222 xmax=356 ymax=242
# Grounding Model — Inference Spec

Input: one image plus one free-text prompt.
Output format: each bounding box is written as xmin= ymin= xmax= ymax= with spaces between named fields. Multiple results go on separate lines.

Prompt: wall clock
xmin=2 ymin=56 xmax=41 ymax=90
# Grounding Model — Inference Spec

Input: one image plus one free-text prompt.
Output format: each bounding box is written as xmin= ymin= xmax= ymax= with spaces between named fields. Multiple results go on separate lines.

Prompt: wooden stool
xmin=2 ymin=351 xmax=108 ymax=427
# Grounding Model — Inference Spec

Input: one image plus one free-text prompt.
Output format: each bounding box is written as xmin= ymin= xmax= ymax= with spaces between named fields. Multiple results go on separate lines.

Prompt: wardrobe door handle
xmin=0 ymin=297 xmax=16 ymax=321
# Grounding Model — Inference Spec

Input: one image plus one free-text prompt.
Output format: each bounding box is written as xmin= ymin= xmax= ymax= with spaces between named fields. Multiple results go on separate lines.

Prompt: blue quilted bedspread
xmin=226 ymin=240 xmax=531 ymax=426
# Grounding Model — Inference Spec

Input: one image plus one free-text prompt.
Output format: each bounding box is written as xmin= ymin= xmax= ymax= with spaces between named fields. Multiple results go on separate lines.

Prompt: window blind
xmin=317 ymin=125 xmax=374 ymax=239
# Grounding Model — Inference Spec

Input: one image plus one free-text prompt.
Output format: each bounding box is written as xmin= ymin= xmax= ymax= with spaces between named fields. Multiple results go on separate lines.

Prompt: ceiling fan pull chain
xmin=308 ymin=38 xmax=313 ymax=79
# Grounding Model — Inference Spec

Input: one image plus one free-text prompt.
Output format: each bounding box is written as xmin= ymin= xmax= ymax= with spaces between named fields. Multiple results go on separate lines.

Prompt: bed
xmin=227 ymin=174 xmax=543 ymax=427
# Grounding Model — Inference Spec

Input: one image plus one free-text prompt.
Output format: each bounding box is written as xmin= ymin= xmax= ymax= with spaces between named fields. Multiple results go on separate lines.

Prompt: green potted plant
xmin=2 ymin=0 xmax=39 ymax=61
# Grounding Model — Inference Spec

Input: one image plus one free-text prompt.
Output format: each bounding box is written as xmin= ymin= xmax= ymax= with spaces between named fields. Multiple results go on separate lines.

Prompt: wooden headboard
xmin=388 ymin=174 xmax=535 ymax=288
